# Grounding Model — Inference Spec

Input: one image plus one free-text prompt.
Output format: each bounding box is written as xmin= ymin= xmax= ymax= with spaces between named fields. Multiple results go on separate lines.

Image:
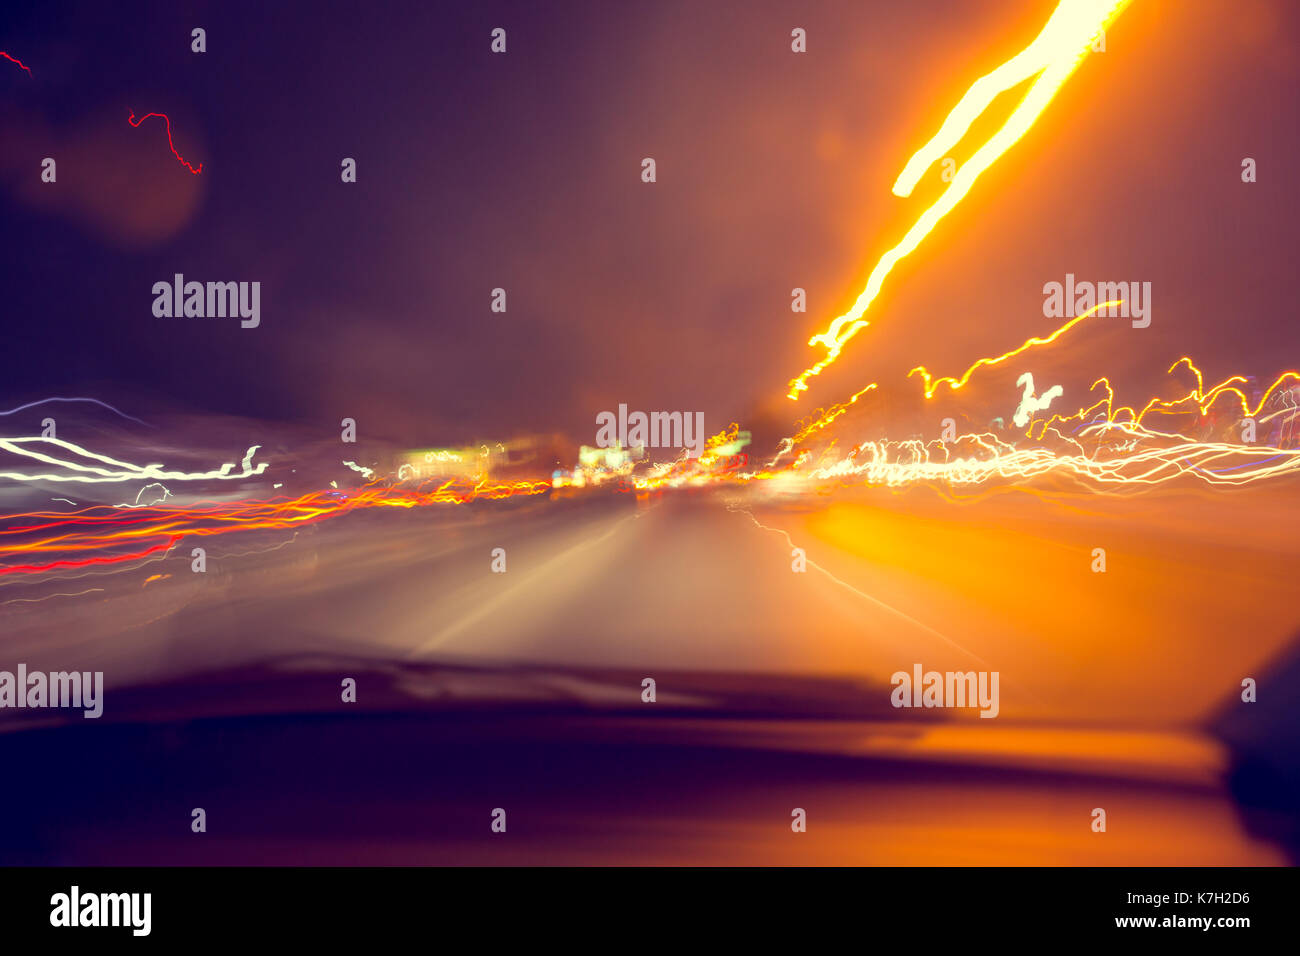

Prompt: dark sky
xmin=2 ymin=0 xmax=1297 ymax=447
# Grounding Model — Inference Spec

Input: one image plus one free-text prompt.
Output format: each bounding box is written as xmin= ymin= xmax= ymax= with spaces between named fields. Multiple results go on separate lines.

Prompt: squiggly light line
xmin=0 ymin=51 xmax=32 ymax=75
xmin=128 ymin=110 xmax=203 ymax=174
xmin=0 ymin=397 xmax=151 ymax=425
xmin=908 ymin=300 xmax=1121 ymax=398
xmin=0 ymin=436 xmax=266 ymax=483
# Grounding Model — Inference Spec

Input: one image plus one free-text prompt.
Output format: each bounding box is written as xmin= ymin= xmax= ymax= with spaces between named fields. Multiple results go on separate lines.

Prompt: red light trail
xmin=0 ymin=477 xmax=551 ymax=579
xmin=0 ymin=51 xmax=32 ymax=75
xmin=128 ymin=110 xmax=203 ymax=174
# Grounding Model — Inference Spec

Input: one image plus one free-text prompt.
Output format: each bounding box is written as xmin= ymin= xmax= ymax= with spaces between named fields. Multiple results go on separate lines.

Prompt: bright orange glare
xmin=788 ymin=0 xmax=1132 ymax=399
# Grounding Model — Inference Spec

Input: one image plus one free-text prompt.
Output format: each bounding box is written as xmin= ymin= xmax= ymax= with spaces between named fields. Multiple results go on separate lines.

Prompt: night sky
xmin=2 ymin=0 xmax=1297 ymax=448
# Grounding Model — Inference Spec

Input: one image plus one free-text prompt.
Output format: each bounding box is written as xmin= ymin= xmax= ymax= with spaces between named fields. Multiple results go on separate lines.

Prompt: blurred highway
xmin=2 ymin=483 xmax=1297 ymax=864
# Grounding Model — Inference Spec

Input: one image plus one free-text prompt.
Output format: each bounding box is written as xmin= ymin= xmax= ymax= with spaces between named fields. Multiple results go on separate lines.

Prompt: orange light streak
xmin=788 ymin=0 xmax=1130 ymax=399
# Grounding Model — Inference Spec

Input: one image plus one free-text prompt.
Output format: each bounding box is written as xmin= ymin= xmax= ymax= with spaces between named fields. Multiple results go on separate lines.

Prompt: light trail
xmin=908 ymin=299 xmax=1121 ymax=398
xmin=1029 ymin=360 xmax=1300 ymax=439
xmin=0 ymin=397 xmax=151 ymax=426
xmin=0 ymin=588 xmax=106 ymax=606
xmin=766 ymin=363 xmax=1300 ymax=495
xmin=788 ymin=0 xmax=1131 ymax=399
xmin=128 ymin=110 xmax=204 ymax=174
xmin=789 ymin=384 xmax=879 ymax=447
xmin=0 ymin=436 xmax=266 ymax=483
xmin=1 ymin=386 xmax=1296 ymax=586
xmin=0 ymin=476 xmax=552 ymax=579
xmin=729 ymin=504 xmax=989 ymax=665
xmin=804 ymin=427 xmax=1300 ymax=492
xmin=1012 ymin=372 xmax=1064 ymax=428
xmin=0 ymin=51 xmax=32 ymax=75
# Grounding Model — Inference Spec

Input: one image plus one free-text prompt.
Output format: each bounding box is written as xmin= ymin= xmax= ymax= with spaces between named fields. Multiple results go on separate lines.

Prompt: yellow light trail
xmin=708 ymin=363 xmax=1300 ymax=494
xmin=787 ymin=0 xmax=1131 ymax=400
xmin=1030 ymin=360 xmax=1300 ymax=439
xmin=763 ymin=382 xmax=881 ymax=468
xmin=908 ymin=299 xmax=1121 ymax=398
xmin=803 ymin=419 xmax=1300 ymax=492
xmin=790 ymin=383 xmax=879 ymax=445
